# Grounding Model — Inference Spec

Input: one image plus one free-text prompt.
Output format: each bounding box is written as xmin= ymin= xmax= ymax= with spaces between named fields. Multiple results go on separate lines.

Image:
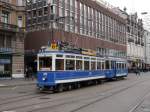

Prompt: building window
xmin=18 ymin=16 xmax=23 ymax=27
xmin=33 ymin=10 xmax=36 ymax=17
xmin=6 ymin=36 xmax=11 ymax=48
xmin=44 ymin=7 xmax=48 ymax=15
xmin=0 ymin=34 xmax=5 ymax=47
xmin=17 ymin=0 xmax=25 ymax=6
xmin=1 ymin=11 xmax=9 ymax=24
xmin=38 ymin=9 xmax=43 ymax=16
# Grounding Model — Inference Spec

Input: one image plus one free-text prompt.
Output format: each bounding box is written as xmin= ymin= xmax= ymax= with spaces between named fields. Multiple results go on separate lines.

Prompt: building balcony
xmin=0 ymin=22 xmax=25 ymax=33
xmin=0 ymin=0 xmax=13 ymax=10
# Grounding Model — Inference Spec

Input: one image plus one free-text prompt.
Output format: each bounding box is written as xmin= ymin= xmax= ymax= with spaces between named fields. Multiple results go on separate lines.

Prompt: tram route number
xmin=50 ymin=43 xmax=58 ymax=50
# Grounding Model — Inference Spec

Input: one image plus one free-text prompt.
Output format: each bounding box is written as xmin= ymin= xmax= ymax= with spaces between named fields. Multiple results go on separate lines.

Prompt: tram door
xmin=111 ymin=61 xmax=116 ymax=76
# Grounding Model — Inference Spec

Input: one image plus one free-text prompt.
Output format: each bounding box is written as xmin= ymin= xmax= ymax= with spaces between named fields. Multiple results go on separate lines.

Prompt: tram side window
xmin=118 ymin=63 xmax=120 ymax=69
xmin=122 ymin=63 xmax=124 ymax=69
xmin=121 ymin=63 xmax=123 ymax=69
xmin=56 ymin=59 xmax=64 ymax=71
xmin=111 ymin=61 xmax=114 ymax=69
xmin=117 ymin=63 xmax=119 ymax=69
xmin=66 ymin=60 xmax=75 ymax=70
xmin=106 ymin=60 xmax=110 ymax=69
xmin=39 ymin=57 xmax=52 ymax=71
xmin=102 ymin=62 xmax=105 ymax=69
xmin=123 ymin=63 xmax=126 ymax=69
xmin=84 ymin=61 xmax=89 ymax=70
xmin=97 ymin=62 xmax=101 ymax=70
xmin=91 ymin=61 xmax=96 ymax=70
xmin=124 ymin=63 xmax=126 ymax=69
xmin=119 ymin=63 xmax=121 ymax=69
xmin=76 ymin=60 xmax=83 ymax=70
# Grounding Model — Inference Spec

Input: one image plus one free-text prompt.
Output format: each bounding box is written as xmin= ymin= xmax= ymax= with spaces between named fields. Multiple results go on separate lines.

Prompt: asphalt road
xmin=0 ymin=73 xmax=150 ymax=112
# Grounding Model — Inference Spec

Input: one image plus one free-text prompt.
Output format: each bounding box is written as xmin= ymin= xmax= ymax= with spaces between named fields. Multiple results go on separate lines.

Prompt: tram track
xmin=128 ymin=90 xmax=150 ymax=112
xmin=1 ymin=76 xmax=149 ymax=112
xmin=0 ymin=94 xmax=45 ymax=106
xmin=29 ymin=77 xmax=150 ymax=112
xmin=0 ymin=77 xmax=127 ymax=106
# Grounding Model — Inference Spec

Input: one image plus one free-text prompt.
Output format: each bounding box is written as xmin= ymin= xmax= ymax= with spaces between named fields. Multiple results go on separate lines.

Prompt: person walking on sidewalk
xmin=25 ymin=67 xmax=29 ymax=80
xmin=135 ymin=67 xmax=140 ymax=76
xmin=28 ymin=67 xmax=34 ymax=80
xmin=25 ymin=67 xmax=34 ymax=80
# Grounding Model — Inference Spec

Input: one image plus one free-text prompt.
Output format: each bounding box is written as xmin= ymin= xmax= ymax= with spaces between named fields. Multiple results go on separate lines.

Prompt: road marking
xmin=0 ymin=84 xmax=6 ymax=87
xmin=2 ymin=110 xmax=16 ymax=112
xmin=12 ymin=86 xmax=17 ymax=90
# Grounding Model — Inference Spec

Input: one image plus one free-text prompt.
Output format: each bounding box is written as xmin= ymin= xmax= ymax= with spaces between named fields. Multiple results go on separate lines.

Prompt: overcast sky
xmin=98 ymin=0 xmax=150 ymax=30
xmin=98 ymin=0 xmax=150 ymax=16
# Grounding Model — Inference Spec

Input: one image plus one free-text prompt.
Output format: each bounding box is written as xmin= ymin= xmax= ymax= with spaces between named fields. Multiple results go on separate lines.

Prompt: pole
xmin=51 ymin=21 xmax=53 ymax=42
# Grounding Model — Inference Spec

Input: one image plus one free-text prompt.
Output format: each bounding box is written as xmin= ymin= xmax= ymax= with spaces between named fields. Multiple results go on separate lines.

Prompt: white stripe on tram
xmin=55 ymin=75 xmax=106 ymax=84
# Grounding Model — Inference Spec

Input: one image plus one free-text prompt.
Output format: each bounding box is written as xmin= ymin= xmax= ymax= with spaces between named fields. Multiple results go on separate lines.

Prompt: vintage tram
xmin=37 ymin=42 xmax=128 ymax=92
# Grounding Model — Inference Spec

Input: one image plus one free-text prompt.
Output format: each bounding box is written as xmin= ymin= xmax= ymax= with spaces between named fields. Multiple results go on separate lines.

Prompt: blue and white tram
xmin=37 ymin=50 xmax=128 ymax=91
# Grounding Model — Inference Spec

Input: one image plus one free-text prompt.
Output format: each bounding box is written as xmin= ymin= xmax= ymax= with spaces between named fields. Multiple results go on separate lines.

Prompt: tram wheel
xmin=54 ymin=84 xmax=64 ymax=93
xmin=95 ymin=80 xmax=98 ymax=85
xmin=68 ymin=84 xmax=72 ymax=91
xmin=77 ymin=83 xmax=81 ymax=88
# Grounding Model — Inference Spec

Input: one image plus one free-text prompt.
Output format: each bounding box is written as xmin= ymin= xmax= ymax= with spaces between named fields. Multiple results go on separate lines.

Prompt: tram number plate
xmin=51 ymin=43 xmax=58 ymax=49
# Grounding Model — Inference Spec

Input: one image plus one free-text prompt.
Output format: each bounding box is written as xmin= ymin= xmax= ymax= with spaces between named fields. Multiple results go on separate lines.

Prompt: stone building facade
xmin=126 ymin=13 xmax=145 ymax=70
xmin=144 ymin=30 xmax=150 ymax=68
xmin=0 ymin=0 xmax=25 ymax=78
xmin=25 ymin=0 xmax=127 ymax=68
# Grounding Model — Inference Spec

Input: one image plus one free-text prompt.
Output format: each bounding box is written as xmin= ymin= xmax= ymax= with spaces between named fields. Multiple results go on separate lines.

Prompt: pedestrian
xmin=28 ymin=67 xmax=34 ymax=80
xmin=135 ymin=67 xmax=140 ymax=76
xmin=138 ymin=67 xmax=141 ymax=76
xmin=25 ymin=67 xmax=29 ymax=80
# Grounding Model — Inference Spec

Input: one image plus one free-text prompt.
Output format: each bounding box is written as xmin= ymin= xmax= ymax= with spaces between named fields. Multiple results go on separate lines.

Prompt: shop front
xmin=0 ymin=48 xmax=12 ymax=79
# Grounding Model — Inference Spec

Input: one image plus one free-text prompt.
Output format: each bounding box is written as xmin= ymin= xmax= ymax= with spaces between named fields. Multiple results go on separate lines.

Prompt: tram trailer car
xmin=37 ymin=51 xmax=128 ymax=92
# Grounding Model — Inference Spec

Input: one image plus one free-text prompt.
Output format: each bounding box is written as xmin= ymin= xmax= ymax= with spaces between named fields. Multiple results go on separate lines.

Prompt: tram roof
xmin=38 ymin=50 xmax=99 ymax=58
xmin=38 ymin=50 xmax=127 ymax=61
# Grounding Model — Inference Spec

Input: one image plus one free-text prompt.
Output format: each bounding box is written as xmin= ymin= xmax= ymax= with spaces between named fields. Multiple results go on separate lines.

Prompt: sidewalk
xmin=0 ymin=78 xmax=36 ymax=88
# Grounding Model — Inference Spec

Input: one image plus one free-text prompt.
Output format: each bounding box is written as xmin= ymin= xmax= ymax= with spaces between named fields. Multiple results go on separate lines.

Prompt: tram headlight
xmin=42 ymin=73 xmax=48 ymax=81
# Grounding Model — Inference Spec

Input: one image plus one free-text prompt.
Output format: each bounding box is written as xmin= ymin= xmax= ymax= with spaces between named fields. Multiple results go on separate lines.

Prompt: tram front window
xmin=39 ymin=57 xmax=52 ymax=71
